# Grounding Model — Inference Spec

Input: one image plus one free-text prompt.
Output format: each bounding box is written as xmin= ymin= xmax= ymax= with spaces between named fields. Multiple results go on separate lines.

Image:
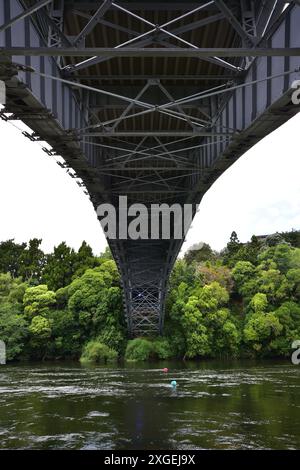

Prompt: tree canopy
xmin=0 ymin=230 xmax=299 ymax=362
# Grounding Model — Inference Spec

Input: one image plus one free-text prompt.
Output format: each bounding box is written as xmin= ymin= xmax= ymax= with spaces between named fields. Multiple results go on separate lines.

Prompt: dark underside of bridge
xmin=1 ymin=0 xmax=300 ymax=336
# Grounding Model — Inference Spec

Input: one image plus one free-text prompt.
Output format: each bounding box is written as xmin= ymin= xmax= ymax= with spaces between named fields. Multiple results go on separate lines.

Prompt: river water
xmin=0 ymin=360 xmax=299 ymax=450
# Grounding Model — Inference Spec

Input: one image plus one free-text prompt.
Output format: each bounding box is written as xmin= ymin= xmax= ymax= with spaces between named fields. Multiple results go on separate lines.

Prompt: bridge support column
xmin=128 ymin=282 xmax=163 ymax=336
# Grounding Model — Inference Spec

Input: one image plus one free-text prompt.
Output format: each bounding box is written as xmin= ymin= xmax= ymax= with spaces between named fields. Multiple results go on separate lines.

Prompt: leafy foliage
xmin=0 ymin=274 xmax=29 ymax=360
xmin=0 ymin=230 xmax=300 ymax=362
xmin=0 ymin=301 xmax=28 ymax=360
xmin=125 ymin=337 xmax=174 ymax=361
xmin=125 ymin=338 xmax=154 ymax=361
xmin=164 ymin=231 xmax=300 ymax=359
xmin=0 ymin=244 xmax=125 ymax=361
xmin=80 ymin=339 xmax=118 ymax=363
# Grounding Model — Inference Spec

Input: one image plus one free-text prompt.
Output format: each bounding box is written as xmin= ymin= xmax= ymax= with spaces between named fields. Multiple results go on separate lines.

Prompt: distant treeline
xmin=0 ymin=229 xmax=299 ymax=362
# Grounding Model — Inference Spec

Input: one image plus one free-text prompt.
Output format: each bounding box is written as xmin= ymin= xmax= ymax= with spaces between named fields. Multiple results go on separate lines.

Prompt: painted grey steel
xmin=73 ymin=0 xmax=112 ymax=46
xmin=214 ymin=0 xmax=254 ymax=46
xmin=70 ymin=74 xmax=235 ymax=81
xmin=0 ymin=0 xmax=52 ymax=32
xmin=2 ymin=46 xmax=300 ymax=56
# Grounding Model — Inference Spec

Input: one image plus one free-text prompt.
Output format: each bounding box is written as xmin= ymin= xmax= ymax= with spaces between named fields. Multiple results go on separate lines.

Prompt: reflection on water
xmin=0 ymin=360 xmax=299 ymax=449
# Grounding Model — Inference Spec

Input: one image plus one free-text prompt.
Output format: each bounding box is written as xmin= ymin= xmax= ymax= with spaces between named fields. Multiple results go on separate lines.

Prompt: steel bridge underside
xmin=0 ymin=0 xmax=300 ymax=335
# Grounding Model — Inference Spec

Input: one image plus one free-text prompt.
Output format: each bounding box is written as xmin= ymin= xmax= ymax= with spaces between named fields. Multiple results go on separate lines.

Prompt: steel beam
xmin=43 ymin=5 xmax=72 ymax=48
xmin=3 ymin=47 xmax=300 ymax=57
xmin=72 ymin=10 xmax=142 ymax=38
xmin=111 ymin=82 xmax=150 ymax=131
xmin=214 ymin=0 xmax=254 ymax=46
xmin=69 ymin=47 xmax=240 ymax=72
xmin=84 ymin=136 xmax=201 ymax=161
xmin=0 ymin=0 xmax=53 ymax=32
xmin=72 ymin=74 xmax=236 ymax=81
xmin=26 ymin=70 xmax=222 ymax=130
xmin=257 ymin=0 xmax=280 ymax=38
xmin=96 ymin=167 xmax=199 ymax=171
xmin=65 ymin=2 xmax=239 ymax=73
xmin=158 ymin=82 xmax=195 ymax=129
xmin=73 ymin=0 xmax=112 ymax=46
xmin=163 ymin=12 xmax=225 ymax=36
xmin=64 ymin=1 xmax=216 ymax=10
xmin=84 ymin=140 xmax=191 ymax=164
xmin=106 ymin=140 xmax=225 ymax=163
xmin=109 ymin=190 xmax=191 ymax=193
xmin=241 ymin=0 xmax=257 ymax=38
xmin=111 ymin=1 xmax=215 ymax=48
xmin=81 ymin=131 xmax=233 ymax=137
xmin=75 ymin=10 xmax=223 ymax=47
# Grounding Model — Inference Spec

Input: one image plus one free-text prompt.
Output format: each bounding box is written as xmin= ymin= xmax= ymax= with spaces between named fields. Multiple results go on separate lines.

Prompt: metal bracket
xmin=22 ymin=131 xmax=37 ymax=142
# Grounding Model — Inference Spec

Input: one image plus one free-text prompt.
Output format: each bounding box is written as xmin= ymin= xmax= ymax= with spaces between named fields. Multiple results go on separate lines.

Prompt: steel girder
xmin=0 ymin=1 xmax=300 ymax=335
xmin=2 ymin=46 xmax=300 ymax=57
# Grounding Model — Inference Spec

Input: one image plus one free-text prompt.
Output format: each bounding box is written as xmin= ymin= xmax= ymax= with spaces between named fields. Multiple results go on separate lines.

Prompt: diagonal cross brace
xmin=0 ymin=0 xmax=53 ymax=33
xmin=73 ymin=0 xmax=112 ymax=46
xmin=214 ymin=0 xmax=254 ymax=47
xmin=110 ymin=82 xmax=151 ymax=131
xmin=66 ymin=1 xmax=240 ymax=73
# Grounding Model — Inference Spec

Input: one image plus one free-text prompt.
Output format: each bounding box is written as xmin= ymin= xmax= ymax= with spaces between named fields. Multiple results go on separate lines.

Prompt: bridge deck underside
xmin=0 ymin=0 xmax=300 ymax=335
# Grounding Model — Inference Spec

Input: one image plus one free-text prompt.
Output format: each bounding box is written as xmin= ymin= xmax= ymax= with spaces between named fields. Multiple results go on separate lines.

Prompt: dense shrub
xmin=125 ymin=338 xmax=153 ymax=361
xmin=125 ymin=337 xmax=173 ymax=361
xmin=80 ymin=339 xmax=118 ymax=364
xmin=152 ymin=337 xmax=173 ymax=359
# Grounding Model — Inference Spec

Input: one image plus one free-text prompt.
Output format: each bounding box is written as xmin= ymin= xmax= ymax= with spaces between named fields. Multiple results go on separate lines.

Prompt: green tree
xmin=271 ymin=301 xmax=300 ymax=355
xmin=281 ymin=229 xmax=300 ymax=248
xmin=47 ymin=309 xmax=80 ymax=358
xmin=72 ymin=241 xmax=96 ymax=279
xmin=68 ymin=262 xmax=125 ymax=351
xmin=43 ymin=242 xmax=77 ymax=290
xmin=184 ymin=243 xmax=216 ymax=264
xmin=23 ymin=285 xmax=56 ymax=318
xmin=243 ymin=312 xmax=283 ymax=354
xmin=19 ymin=238 xmax=45 ymax=283
xmin=263 ymin=232 xmax=287 ymax=248
xmin=97 ymin=247 xmax=113 ymax=262
xmin=94 ymin=286 xmax=126 ymax=354
xmin=232 ymin=261 xmax=257 ymax=298
xmin=0 ymin=239 xmax=26 ymax=278
xmin=165 ymin=281 xmax=190 ymax=357
xmin=0 ymin=273 xmax=29 ymax=360
xmin=223 ymin=231 xmax=241 ymax=266
xmin=196 ymin=263 xmax=233 ymax=292
xmin=1 ymin=230 xmax=300 ymax=363
xmin=0 ymin=302 xmax=28 ymax=360
xmin=28 ymin=315 xmax=52 ymax=359
xmin=181 ymin=282 xmax=239 ymax=358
